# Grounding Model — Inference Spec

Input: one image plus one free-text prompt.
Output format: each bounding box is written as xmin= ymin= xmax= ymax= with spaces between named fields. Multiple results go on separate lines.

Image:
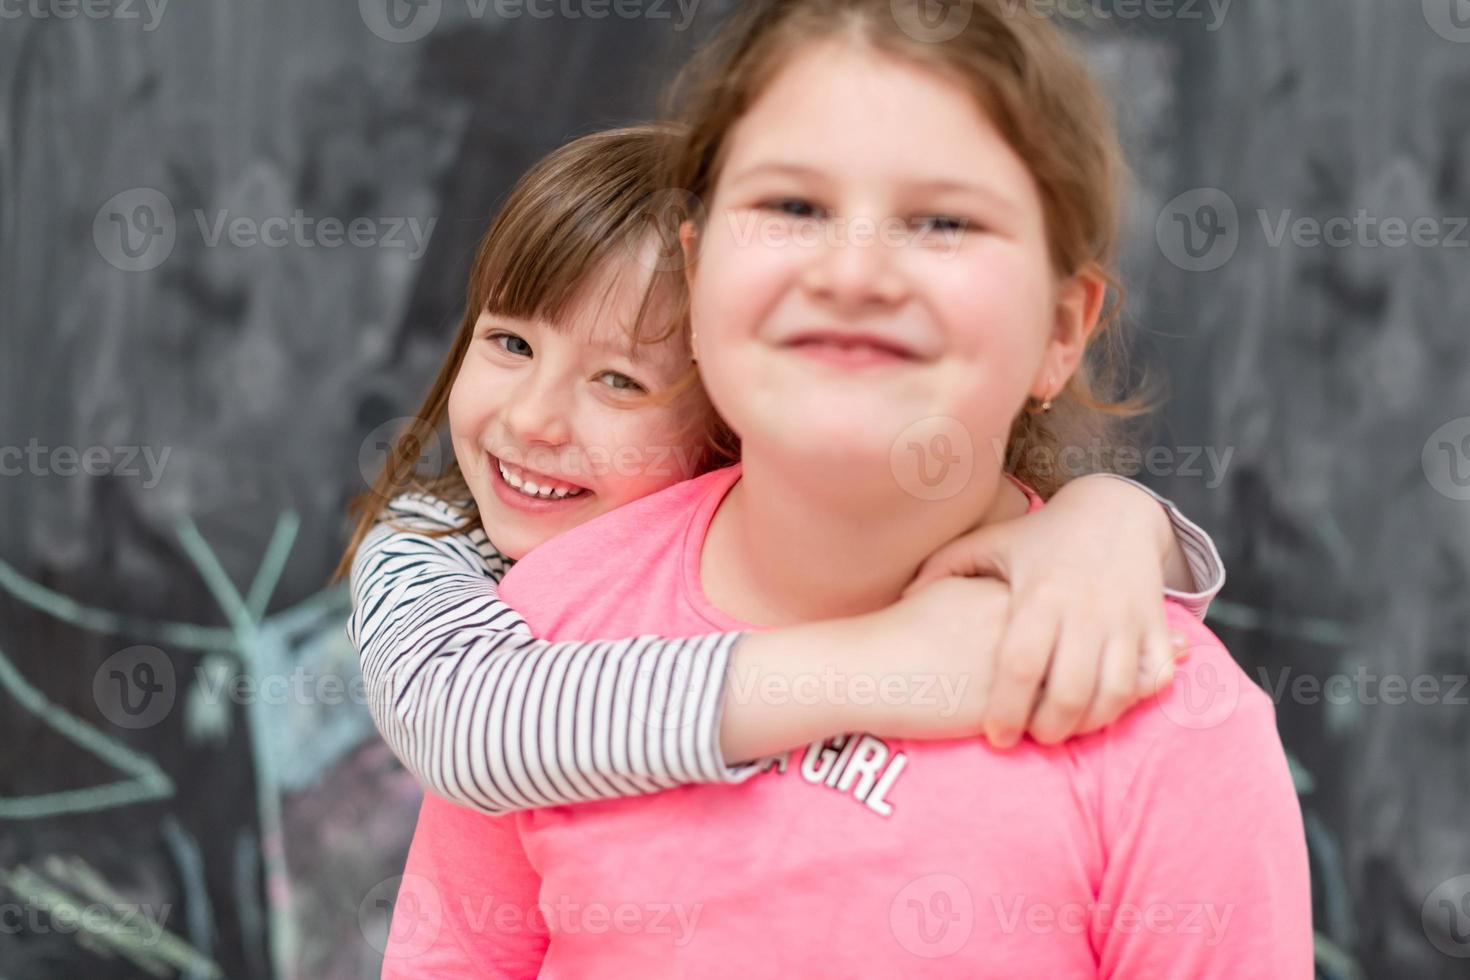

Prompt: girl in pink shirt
xmin=382 ymin=0 xmax=1311 ymax=976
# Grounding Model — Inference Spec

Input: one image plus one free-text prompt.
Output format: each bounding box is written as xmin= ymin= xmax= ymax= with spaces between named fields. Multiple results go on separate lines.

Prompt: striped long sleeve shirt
xmin=345 ymin=477 xmax=1225 ymax=815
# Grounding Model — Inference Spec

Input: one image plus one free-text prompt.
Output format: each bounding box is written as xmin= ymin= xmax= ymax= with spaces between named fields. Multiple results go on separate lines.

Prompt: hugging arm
xmin=349 ymin=476 xmax=1226 ymax=816
xmin=347 ymin=494 xmax=765 ymax=815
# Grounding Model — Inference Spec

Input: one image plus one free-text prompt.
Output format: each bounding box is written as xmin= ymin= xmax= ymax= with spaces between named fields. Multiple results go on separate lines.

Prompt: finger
xmin=1136 ymin=621 xmax=1178 ymax=697
xmin=908 ymin=529 xmax=1010 ymax=592
xmin=1079 ymin=628 xmax=1144 ymax=734
xmin=1027 ymin=618 xmax=1104 ymax=745
xmin=984 ymin=596 xmax=1061 ymax=749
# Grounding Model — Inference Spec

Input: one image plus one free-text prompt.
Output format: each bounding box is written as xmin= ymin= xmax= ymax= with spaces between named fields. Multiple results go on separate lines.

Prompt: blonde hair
xmin=333 ymin=123 xmax=736 ymax=583
xmin=657 ymin=0 xmax=1152 ymax=498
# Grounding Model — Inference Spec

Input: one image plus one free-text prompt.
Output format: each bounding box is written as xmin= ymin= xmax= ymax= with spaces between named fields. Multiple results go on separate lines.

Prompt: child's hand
xmin=903 ymin=475 xmax=1189 ymax=749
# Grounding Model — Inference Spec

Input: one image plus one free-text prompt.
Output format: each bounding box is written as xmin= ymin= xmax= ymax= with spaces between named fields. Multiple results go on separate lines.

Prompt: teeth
xmin=497 ymin=459 xmax=584 ymax=500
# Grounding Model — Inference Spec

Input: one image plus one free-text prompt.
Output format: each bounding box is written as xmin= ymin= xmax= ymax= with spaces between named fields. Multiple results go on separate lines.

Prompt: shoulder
xmin=498 ymin=466 xmax=739 ymax=631
xmin=355 ymin=492 xmax=508 ymax=581
xmin=1078 ymin=601 xmax=1291 ymax=815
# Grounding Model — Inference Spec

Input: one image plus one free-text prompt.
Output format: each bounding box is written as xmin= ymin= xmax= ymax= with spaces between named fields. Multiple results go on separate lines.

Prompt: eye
xmin=760 ymin=197 xmax=824 ymax=220
xmin=487 ymin=331 xmax=533 ymax=357
xmin=594 ymin=370 xmax=647 ymax=394
xmin=913 ymin=215 xmax=971 ymax=235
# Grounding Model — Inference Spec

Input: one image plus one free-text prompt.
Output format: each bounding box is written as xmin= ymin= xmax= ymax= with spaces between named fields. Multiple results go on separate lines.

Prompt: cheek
xmin=697 ymin=216 xmax=792 ymax=330
xmin=446 ymin=357 xmax=507 ymax=454
xmin=592 ymin=402 xmax=711 ymax=500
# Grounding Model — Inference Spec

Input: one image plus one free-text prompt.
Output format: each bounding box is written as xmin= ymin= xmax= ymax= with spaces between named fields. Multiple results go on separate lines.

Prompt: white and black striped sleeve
xmin=1093 ymin=474 xmax=1226 ymax=621
xmin=345 ymin=492 xmax=765 ymax=816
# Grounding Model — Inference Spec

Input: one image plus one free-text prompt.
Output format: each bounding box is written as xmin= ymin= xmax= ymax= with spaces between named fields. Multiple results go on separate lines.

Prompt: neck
xmin=702 ymin=452 xmax=1029 ymax=628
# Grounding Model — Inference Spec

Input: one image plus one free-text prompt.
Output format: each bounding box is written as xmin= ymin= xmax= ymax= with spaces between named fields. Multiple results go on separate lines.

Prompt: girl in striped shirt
xmin=335 ymin=123 xmax=1225 ymax=818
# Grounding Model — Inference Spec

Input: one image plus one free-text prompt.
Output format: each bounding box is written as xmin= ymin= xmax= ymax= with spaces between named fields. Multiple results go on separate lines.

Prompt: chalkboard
xmin=1 ymin=2 xmax=1466 ymax=977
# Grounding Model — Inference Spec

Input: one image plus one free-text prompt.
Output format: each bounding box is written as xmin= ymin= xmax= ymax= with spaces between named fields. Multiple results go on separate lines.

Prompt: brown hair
xmin=332 ymin=123 xmax=737 ymax=584
xmin=658 ymin=0 xmax=1153 ymax=498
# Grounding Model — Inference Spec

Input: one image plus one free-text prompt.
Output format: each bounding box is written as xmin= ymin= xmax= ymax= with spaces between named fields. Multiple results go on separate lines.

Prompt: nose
xmin=500 ymin=363 xmax=573 ymax=449
xmin=798 ymin=215 xmax=909 ymax=313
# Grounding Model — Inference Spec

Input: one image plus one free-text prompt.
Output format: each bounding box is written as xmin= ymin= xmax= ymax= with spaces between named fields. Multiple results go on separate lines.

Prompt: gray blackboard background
xmin=1 ymin=1 xmax=1467 ymax=977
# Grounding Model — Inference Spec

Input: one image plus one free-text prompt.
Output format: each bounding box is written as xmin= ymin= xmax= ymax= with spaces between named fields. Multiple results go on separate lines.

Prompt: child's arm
xmin=351 ymin=495 xmax=1018 ymax=811
xmin=351 ymin=477 xmax=1224 ymax=814
xmin=905 ymin=473 xmax=1225 ymax=748
xmin=348 ymin=493 xmax=762 ymax=812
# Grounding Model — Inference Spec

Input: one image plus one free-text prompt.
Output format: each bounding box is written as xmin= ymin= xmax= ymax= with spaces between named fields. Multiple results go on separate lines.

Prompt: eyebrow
xmin=725 ymin=161 xmax=1018 ymax=217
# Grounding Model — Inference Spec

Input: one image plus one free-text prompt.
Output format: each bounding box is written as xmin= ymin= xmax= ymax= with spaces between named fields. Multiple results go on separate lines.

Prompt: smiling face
xmin=684 ymin=38 xmax=1089 ymax=494
xmin=448 ymin=243 xmax=709 ymax=559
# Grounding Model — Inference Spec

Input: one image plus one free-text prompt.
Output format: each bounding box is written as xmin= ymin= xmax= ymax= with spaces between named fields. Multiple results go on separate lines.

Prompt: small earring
xmin=1029 ymin=377 xmax=1054 ymax=414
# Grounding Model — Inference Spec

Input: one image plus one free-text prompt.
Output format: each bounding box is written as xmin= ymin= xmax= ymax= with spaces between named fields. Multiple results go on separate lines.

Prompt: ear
xmin=679 ymin=220 xmax=700 ymax=288
xmin=1032 ymin=264 xmax=1108 ymax=401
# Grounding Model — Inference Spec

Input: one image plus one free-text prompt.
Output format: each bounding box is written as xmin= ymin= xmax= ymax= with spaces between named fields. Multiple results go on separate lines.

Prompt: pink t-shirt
xmin=383 ymin=464 xmax=1312 ymax=978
